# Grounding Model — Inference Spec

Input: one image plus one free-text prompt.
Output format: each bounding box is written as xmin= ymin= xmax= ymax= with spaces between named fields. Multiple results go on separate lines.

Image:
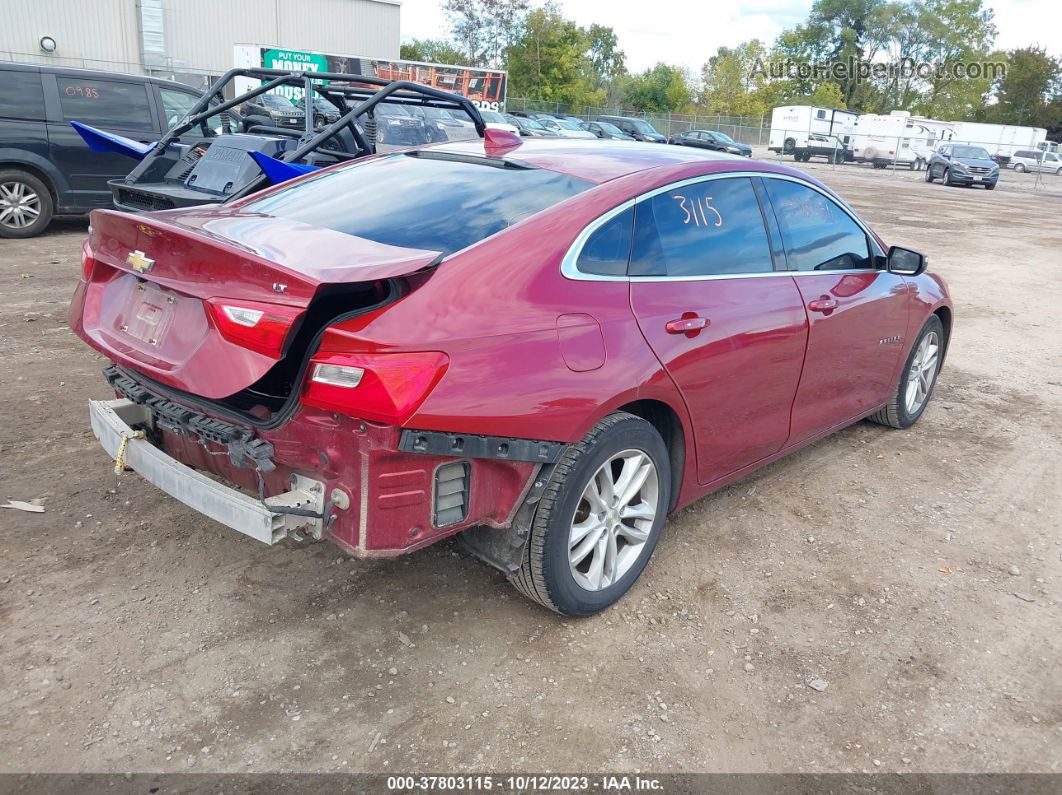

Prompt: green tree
xmin=906 ymin=0 xmax=997 ymax=118
xmin=990 ymin=46 xmax=1061 ymax=126
xmin=700 ymin=40 xmax=769 ymax=115
xmin=586 ymin=24 xmax=626 ymax=90
xmin=623 ymin=63 xmax=692 ymax=112
xmin=400 ymin=39 xmax=472 ymax=66
xmin=504 ymin=4 xmax=604 ymax=107
xmin=444 ymin=0 xmax=529 ymax=68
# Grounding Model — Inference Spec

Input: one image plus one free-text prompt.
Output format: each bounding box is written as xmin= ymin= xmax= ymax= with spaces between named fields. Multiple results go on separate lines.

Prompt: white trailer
xmin=945 ymin=122 xmax=1046 ymax=164
xmin=768 ymin=105 xmax=859 ymax=161
xmin=851 ymin=111 xmax=948 ymax=169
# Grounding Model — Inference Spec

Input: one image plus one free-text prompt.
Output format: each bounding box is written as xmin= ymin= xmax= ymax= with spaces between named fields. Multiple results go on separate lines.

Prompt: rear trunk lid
xmin=72 ymin=208 xmax=439 ymax=399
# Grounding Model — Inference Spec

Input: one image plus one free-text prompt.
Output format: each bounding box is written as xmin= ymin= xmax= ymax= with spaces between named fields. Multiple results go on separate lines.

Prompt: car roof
xmin=0 ymin=60 xmax=203 ymax=92
xmin=432 ymin=138 xmax=757 ymax=184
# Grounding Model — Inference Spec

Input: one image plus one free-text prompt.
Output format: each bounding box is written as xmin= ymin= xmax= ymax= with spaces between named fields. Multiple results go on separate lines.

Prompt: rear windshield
xmin=244 ymin=152 xmax=592 ymax=255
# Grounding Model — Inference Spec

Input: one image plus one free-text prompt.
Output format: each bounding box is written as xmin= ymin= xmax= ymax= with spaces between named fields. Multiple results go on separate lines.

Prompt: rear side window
xmin=245 ymin=152 xmax=592 ymax=255
xmin=577 ymin=207 xmax=634 ymax=276
xmin=630 ymin=177 xmax=774 ymax=277
xmin=764 ymin=179 xmax=871 ymax=271
xmin=56 ymin=78 xmax=155 ymax=131
xmin=0 ymin=70 xmax=46 ymax=121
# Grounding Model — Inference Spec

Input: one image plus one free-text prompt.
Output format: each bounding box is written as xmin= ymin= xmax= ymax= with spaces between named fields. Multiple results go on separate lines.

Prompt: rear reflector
xmin=206 ymin=299 xmax=303 ymax=359
xmin=301 ymin=350 xmax=448 ymax=425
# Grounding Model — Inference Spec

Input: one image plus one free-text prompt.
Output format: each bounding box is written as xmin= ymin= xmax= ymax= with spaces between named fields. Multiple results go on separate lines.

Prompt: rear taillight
xmin=81 ymin=240 xmax=95 ymax=280
xmin=301 ymin=351 xmax=449 ymax=425
xmin=206 ymin=299 xmax=303 ymax=358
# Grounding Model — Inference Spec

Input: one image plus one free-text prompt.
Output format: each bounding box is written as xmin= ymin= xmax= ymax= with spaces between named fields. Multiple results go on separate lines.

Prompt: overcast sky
xmin=398 ymin=0 xmax=1062 ymax=73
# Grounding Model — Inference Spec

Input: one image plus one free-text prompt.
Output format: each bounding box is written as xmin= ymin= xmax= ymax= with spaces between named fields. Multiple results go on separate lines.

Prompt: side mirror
xmin=887 ymin=245 xmax=927 ymax=276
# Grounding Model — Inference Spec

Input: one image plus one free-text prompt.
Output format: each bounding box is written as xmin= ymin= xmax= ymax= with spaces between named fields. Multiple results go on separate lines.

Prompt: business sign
xmin=233 ymin=45 xmax=507 ymax=110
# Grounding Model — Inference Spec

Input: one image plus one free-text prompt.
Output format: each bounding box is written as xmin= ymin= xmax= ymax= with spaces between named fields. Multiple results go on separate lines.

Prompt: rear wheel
xmin=868 ymin=315 xmax=944 ymax=429
xmin=0 ymin=169 xmax=53 ymax=239
xmin=512 ymin=412 xmax=670 ymax=616
xmin=1014 ymin=163 xmax=1026 ymax=173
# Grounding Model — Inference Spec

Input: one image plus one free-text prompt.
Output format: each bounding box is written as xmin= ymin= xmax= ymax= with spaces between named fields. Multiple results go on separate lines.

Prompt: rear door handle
xmin=808 ymin=297 xmax=838 ymax=313
xmin=665 ymin=315 xmax=709 ymax=335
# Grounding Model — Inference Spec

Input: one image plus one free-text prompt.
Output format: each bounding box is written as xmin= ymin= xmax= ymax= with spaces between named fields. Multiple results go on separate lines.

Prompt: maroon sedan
xmin=70 ymin=136 xmax=951 ymax=616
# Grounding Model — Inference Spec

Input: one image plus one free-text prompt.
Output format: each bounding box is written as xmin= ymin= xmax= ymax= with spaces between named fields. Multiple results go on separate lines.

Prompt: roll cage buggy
xmin=99 ymin=67 xmax=487 ymax=212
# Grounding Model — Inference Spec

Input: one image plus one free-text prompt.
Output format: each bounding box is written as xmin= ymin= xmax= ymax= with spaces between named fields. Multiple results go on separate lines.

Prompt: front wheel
xmin=925 ymin=164 xmax=935 ymax=182
xmin=868 ymin=315 xmax=944 ymax=429
xmin=1014 ymin=163 xmax=1027 ymax=173
xmin=943 ymin=168 xmax=955 ymax=186
xmin=512 ymin=412 xmax=671 ymax=616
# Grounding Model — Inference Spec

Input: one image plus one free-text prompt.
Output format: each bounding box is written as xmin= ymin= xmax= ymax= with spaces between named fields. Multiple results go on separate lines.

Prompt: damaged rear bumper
xmin=89 ymin=398 xmax=326 ymax=544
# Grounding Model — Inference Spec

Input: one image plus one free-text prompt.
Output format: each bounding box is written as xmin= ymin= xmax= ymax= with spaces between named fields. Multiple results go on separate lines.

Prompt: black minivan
xmin=0 ymin=62 xmax=211 ymax=238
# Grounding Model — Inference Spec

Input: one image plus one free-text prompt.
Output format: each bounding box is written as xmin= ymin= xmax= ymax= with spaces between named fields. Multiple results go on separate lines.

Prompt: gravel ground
xmin=0 ymin=160 xmax=1059 ymax=775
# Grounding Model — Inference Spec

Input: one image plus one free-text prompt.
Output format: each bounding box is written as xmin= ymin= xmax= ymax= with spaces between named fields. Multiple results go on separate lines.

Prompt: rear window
xmin=245 ymin=152 xmax=593 ymax=255
xmin=57 ymin=77 xmax=155 ymax=131
xmin=0 ymin=70 xmax=46 ymax=121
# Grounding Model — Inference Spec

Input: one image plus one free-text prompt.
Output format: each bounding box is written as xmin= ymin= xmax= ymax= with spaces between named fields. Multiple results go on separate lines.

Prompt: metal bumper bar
xmin=89 ymin=399 xmax=324 ymax=544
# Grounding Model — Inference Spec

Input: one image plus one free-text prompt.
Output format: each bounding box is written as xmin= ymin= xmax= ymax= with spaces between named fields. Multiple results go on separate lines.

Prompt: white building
xmin=0 ymin=0 xmax=400 ymax=89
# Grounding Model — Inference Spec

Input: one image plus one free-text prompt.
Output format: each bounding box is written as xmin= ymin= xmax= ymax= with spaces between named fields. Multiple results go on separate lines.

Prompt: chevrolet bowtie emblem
xmin=126 ymin=250 xmax=155 ymax=273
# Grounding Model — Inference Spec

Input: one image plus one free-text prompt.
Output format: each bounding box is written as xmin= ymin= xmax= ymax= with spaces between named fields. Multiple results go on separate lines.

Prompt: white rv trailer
xmin=851 ymin=111 xmax=949 ymax=169
xmin=768 ymin=105 xmax=859 ymax=160
xmin=944 ymin=122 xmax=1047 ymax=164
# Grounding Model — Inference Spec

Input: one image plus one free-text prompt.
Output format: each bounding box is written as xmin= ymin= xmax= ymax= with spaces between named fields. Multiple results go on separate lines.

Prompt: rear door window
xmin=629 ymin=177 xmax=775 ymax=277
xmin=764 ymin=178 xmax=872 ymax=271
xmin=0 ymin=70 xmax=46 ymax=121
xmin=56 ymin=77 xmax=155 ymax=132
xmin=244 ymin=152 xmax=592 ymax=255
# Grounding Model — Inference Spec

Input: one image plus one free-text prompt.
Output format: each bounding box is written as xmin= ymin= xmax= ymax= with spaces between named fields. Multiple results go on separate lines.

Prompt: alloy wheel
xmin=568 ymin=449 xmax=659 ymax=592
xmin=905 ymin=331 xmax=940 ymax=415
xmin=0 ymin=181 xmax=41 ymax=230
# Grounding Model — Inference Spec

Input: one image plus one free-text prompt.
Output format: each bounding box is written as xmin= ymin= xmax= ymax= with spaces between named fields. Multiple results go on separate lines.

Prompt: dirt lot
xmin=1 ymin=161 xmax=1060 ymax=776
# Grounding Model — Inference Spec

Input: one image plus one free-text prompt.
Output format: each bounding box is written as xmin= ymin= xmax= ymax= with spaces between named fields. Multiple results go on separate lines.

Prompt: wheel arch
xmin=614 ymin=398 xmax=686 ymax=513
xmin=932 ymin=304 xmax=952 ymax=365
xmin=0 ymin=150 xmax=66 ymax=203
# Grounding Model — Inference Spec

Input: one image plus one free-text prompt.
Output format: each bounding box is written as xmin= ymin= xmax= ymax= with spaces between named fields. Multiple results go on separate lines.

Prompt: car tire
xmin=512 ymin=412 xmax=671 ymax=617
xmin=924 ymin=164 xmax=935 ymax=182
xmin=0 ymin=169 xmax=54 ymax=239
xmin=868 ymin=315 xmax=944 ymax=430
xmin=1056 ymin=168 xmax=1062 ymax=176
xmin=1014 ymin=163 xmax=1026 ymax=173
xmin=783 ymin=137 xmax=796 ymax=155
xmin=943 ymin=168 xmax=954 ymax=186
xmin=985 ymin=182 xmax=996 ymax=190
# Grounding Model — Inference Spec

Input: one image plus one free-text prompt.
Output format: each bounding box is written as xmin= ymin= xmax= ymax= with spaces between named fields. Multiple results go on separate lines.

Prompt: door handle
xmin=808 ymin=297 xmax=838 ymax=313
xmin=665 ymin=315 xmax=709 ymax=335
